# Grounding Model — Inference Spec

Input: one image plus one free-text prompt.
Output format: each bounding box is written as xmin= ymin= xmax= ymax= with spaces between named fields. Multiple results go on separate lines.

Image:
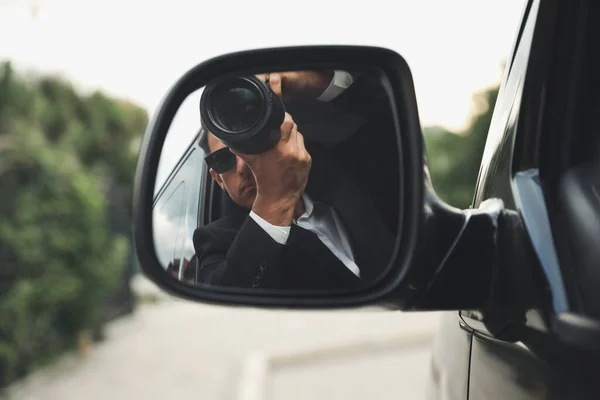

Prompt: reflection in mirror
xmin=153 ymin=69 xmax=401 ymax=292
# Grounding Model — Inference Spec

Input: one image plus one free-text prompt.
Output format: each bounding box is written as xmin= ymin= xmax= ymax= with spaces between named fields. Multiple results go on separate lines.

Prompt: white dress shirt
xmin=248 ymin=70 xmax=359 ymax=277
xmin=250 ymin=193 xmax=360 ymax=277
xmin=316 ymin=70 xmax=355 ymax=101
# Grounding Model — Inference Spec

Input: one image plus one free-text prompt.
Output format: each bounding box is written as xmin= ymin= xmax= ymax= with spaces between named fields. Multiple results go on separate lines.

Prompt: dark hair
xmin=198 ymin=126 xmax=212 ymax=155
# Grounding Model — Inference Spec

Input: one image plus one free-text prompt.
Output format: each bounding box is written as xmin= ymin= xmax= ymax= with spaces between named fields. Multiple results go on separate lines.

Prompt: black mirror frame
xmin=132 ymin=45 xmax=424 ymax=308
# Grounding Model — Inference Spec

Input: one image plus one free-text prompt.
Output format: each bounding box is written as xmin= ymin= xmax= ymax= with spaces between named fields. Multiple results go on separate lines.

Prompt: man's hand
xmin=231 ymin=113 xmax=312 ymax=226
xmin=256 ymin=71 xmax=334 ymax=103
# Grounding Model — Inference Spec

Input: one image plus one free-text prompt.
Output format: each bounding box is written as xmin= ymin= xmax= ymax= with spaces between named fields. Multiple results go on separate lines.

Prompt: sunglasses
xmin=204 ymin=147 xmax=237 ymax=174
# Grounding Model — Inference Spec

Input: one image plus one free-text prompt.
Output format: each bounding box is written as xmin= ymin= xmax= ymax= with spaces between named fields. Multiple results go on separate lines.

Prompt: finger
xmin=298 ymin=133 xmax=312 ymax=165
xmin=296 ymin=126 xmax=302 ymax=155
xmin=296 ymin=129 xmax=306 ymax=154
xmin=290 ymin=121 xmax=299 ymax=151
xmin=280 ymin=71 xmax=297 ymax=102
xmin=293 ymin=129 xmax=310 ymax=163
xmin=255 ymin=73 xmax=269 ymax=82
xmin=279 ymin=113 xmax=295 ymax=142
xmin=269 ymin=73 xmax=283 ymax=98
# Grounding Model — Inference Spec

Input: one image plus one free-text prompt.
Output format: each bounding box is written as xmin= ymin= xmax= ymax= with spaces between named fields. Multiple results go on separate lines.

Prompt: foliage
xmin=0 ymin=61 xmax=147 ymax=386
xmin=423 ymin=84 xmax=500 ymax=208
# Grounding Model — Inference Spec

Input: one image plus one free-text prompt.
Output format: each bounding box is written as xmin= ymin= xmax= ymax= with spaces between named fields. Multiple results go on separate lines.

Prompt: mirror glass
xmin=152 ymin=68 xmax=401 ymax=292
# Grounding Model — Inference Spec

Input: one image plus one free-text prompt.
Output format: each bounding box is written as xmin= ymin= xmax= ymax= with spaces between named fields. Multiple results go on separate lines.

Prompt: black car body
xmin=427 ymin=0 xmax=599 ymax=398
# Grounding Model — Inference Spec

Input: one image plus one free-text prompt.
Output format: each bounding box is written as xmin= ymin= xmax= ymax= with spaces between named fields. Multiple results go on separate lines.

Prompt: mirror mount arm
xmin=384 ymin=169 xmax=504 ymax=311
xmin=409 ymin=197 xmax=503 ymax=311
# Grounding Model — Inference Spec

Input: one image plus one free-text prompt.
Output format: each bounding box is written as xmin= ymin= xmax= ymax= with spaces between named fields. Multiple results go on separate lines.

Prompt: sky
xmin=0 ymin=0 xmax=527 ymax=189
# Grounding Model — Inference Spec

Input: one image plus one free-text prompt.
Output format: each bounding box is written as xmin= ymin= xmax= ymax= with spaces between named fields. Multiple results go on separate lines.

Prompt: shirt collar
xmin=297 ymin=192 xmax=315 ymax=221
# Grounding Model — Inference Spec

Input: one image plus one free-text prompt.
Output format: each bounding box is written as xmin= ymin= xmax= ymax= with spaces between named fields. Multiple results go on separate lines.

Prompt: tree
xmin=0 ymin=129 xmax=129 ymax=384
xmin=423 ymin=83 xmax=500 ymax=208
xmin=0 ymin=61 xmax=147 ymax=386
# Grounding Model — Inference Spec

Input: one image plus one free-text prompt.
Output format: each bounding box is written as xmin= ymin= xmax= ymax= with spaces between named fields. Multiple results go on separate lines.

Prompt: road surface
xmin=5 ymin=277 xmax=442 ymax=400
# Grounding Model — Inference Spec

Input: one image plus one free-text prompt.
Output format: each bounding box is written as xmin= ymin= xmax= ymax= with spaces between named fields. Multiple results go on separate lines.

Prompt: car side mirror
xmin=132 ymin=45 xmax=500 ymax=310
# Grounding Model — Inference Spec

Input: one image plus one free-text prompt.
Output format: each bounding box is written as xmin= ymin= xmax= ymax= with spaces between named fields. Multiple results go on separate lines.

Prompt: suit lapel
xmin=287 ymin=224 xmax=361 ymax=287
xmin=305 ymin=145 xmax=397 ymax=283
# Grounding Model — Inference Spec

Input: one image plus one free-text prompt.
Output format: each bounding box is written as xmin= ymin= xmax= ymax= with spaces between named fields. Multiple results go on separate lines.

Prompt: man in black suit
xmin=192 ymin=70 xmax=397 ymax=290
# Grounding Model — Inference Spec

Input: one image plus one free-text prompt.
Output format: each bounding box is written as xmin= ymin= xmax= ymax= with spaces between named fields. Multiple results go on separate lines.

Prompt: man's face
xmin=207 ymin=133 xmax=257 ymax=210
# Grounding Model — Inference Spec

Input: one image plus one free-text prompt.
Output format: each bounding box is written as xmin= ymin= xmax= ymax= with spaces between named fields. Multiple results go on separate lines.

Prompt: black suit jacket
xmin=193 ymin=143 xmax=396 ymax=290
xmin=193 ymin=72 xmax=399 ymax=290
xmin=287 ymin=71 xmax=400 ymax=234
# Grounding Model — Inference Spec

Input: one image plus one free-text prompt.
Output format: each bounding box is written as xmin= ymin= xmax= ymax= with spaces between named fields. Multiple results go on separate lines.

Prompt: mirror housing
xmin=133 ymin=45 xmax=428 ymax=308
xmin=133 ymin=45 xmax=507 ymax=314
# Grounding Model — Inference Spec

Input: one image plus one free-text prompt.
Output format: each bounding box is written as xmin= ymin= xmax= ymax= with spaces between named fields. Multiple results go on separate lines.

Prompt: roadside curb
xmin=237 ymin=330 xmax=436 ymax=400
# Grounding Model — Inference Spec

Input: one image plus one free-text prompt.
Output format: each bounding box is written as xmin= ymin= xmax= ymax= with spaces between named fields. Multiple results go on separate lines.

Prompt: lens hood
xmin=200 ymin=75 xmax=285 ymax=154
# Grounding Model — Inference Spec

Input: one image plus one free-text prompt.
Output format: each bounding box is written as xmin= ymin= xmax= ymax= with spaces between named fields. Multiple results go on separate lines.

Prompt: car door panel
xmin=426 ymin=312 xmax=471 ymax=400
xmin=468 ymin=333 xmax=587 ymax=400
xmin=459 ymin=0 xmax=584 ymax=397
xmin=463 ymin=0 xmax=600 ymax=397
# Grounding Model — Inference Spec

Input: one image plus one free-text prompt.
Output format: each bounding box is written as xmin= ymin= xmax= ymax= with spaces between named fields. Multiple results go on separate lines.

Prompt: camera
xmin=199 ymin=75 xmax=286 ymax=154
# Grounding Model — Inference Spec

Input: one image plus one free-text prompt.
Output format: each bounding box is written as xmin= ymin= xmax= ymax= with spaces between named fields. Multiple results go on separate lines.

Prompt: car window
xmin=154 ymin=181 xmax=186 ymax=272
xmin=473 ymin=0 xmax=539 ymax=207
xmin=153 ymin=148 xmax=204 ymax=280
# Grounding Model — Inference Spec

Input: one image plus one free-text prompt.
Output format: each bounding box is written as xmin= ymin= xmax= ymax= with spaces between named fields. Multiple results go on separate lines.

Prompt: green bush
xmin=0 ymin=61 xmax=146 ymax=386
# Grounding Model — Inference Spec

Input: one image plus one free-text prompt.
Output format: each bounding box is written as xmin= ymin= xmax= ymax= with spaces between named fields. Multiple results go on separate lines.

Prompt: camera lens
xmin=210 ymin=80 xmax=263 ymax=133
xmin=200 ymin=75 xmax=285 ymax=154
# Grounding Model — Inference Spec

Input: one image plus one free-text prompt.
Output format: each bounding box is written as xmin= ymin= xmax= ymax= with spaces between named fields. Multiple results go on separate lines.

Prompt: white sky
xmin=0 ymin=0 xmax=527 ymax=189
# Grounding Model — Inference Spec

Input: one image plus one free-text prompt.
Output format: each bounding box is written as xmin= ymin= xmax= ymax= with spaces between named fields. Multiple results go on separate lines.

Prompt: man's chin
xmin=241 ymin=189 xmax=257 ymax=210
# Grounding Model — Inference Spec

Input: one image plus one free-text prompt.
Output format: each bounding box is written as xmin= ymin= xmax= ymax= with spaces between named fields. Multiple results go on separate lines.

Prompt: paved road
xmin=5 ymin=277 xmax=442 ymax=400
xmin=268 ymin=344 xmax=434 ymax=400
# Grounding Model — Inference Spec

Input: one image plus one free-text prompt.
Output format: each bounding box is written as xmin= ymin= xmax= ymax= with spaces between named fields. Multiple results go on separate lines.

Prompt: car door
xmin=463 ymin=0 xmax=599 ymax=398
xmin=425 ymin=1 xmax=533 ymax=398
xmin=426 ymin=1 xmax=535 ymax=398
